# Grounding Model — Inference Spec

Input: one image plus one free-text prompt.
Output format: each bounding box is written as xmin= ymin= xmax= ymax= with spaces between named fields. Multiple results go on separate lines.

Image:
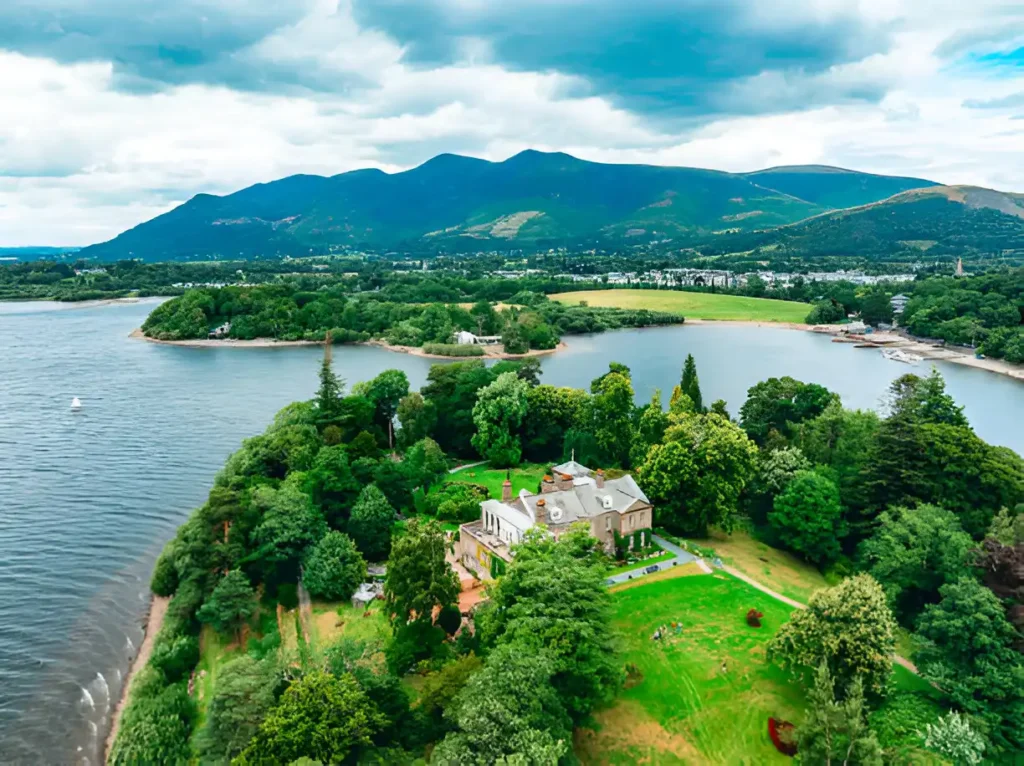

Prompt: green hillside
xmin=78 ymin=151 xmax=938 ymax=261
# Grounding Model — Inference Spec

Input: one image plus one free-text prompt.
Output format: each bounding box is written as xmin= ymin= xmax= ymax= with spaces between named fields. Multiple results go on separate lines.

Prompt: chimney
xmin=596 ymin=469 xmax=605 ymax=489
xmin=535 ymin=498 xmax=547 ymax=525
xmin=501 ymin=474 xmax=513 ymax=503
xmin=541 ymin=475 xmax=556 ymax=494
xmin=556 ymin=472 xmax=573 ymax=491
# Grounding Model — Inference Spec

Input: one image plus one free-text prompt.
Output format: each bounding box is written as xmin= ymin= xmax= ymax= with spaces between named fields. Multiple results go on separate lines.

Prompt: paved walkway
xmin=604 ymin=535 xmax=696 ymax=586
xmin=448 ymin=460 xmax=487 ymax=474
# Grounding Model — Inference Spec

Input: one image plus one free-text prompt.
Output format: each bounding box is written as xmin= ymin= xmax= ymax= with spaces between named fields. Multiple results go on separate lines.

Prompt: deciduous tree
xmin=384 ymin=519 xmax=459 ymax=627
xmin=769 ymin=470 xmax=845 ymax=564
xmin=471 ymin=371 xmax=529 ymax=467
xmin=768 ymin=574 xmax=896 ymax=695
xmin=197 ymin=570 xmax=257 ymax=643
xmin=797 ymin=663 xmax=883 ymax=766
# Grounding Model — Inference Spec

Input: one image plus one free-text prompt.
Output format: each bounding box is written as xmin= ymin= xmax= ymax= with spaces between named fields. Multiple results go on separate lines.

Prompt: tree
xmin=235 ymin=671 xmax=386 ymax=765
xmin=470 ymin=300 xmax=500 ymax=335
xmin=806 ymin=299 xmax=847 ymax=324
xmin=417 ymin=304 xmax=454 ymax=344
xmin=680 ymin=354 xmax=704 ymax=412
xmin=197 ymin=570 xmax=257 ymax=643
xmin=923 ymin=712 xmax=986 ymax=766
xmin=797 ymin=663 xmax=883 ymax=766
xmin=740 ymin=377 xmax=838 ymax=445
xmin=197 ymin=655 xmax=281 ymax=763
xmin=251 ymin=483 xmax=328 ymax=584
xmin=416 ymin=654 xmax=483 ymax=731
xmin=857 ymin=505 xmax=973 ymax=623
xmin=347 ymin=485 xmax=395 ymax=562
xmin=476 ymin=535 xmax=619 ymax=721
xmin=639 ymin=413 xmax=758 ymax=536
xmin=405 ymin=437 xmax=448 ymax=492
xmin=306 ymin=445 xmax=359 ymax=530
xmin=422 ymin=361 xmax=497 ymax=456
xmin=431 ymin=647 xmax=571 ymax=766
xmin=768 ymin=574 xmax=897 ymax=695
xmin=471 ymin=371 xmax=529 ymax=467
xmin=315 ymin=342 xmax=344 ymax=425
xmin=769 ymin=470 xmax=845 ymax=564
xmin=303 ymin=531 xmax=367 ymax=601
xmin=354 ymin=369 xmax=409 ymax=443
xmin=396 ymin=392 xmax=436 ymax=448
xmin=384 ymin=518 xmax=459 ymax=627
xmin=630 ymin=389 xmax=670 ymax=467
xmin=522 ymin=384 xmax=589 ymax=463
xmin=745 ymin=446 xmax=811 ymax=526
xmin=501 ymin=320 xmax=529 ymax=354
xmin=589 ymin=369 xmax=636 ymax=467
xmin=859 ymin=291 xmax=894 ymax=326
xmin=915 ymin=577 xmax=1024 ymax=753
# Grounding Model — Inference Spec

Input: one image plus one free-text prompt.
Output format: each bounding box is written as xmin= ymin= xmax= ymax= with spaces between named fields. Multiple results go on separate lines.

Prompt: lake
xmin=0 ymin=299 xmax=1021 ymax=763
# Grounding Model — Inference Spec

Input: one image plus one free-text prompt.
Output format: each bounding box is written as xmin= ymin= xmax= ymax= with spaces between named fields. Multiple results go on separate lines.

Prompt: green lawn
xmin=443 ymin=462 xmax=549 ymax=499
xmin=607 ymin=548 xmax=675 ymax=576
xmin=549 ymin=289 xmax=810 ymax=323
xmin=579 ymin=572 xmax=930 ymax=765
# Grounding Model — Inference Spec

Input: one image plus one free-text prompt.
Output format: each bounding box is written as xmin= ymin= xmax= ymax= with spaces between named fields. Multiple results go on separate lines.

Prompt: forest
xmin=110 ymin=344 xmax=1024 ymax=764
xmin=140 ymin=285 xmax=684 ymax=353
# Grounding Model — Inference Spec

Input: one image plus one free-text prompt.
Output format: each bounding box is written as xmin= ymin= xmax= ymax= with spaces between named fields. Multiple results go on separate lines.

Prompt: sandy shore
xmin=130 ymin=328 xmax=320 ymax=348
xmin=684 ymin=318 xmax=814 ymax=331
xmin=131 ymin=328 xmax=568 ymax=359
xmin=104 ymin=594 xmax=170 ymax=760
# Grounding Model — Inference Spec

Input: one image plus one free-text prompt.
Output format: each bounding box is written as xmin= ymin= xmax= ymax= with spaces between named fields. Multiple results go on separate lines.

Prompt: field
xmin=443 ymin=462 xmax=548 ymax=498
xmin=579 ymin=571 xmax=934 ymax=765
xmin=549 ymin=289 xmax=810 ymax=323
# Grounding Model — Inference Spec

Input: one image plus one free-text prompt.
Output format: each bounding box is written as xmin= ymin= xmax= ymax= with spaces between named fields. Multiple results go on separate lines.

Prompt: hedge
xmin=422 ymin=343 xmax=485 ymax=357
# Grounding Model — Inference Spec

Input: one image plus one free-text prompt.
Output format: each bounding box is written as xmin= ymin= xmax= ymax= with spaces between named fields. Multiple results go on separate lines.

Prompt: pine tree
xmin=316 ymin=337 xmax=345 ymax=425
xmin=680 ymin=354 xmax=704 ymax=412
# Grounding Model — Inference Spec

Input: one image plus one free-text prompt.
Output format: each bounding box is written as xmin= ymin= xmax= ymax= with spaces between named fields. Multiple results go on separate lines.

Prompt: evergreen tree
xmin=680 ymin=353 xmax=704 ymax=412
xmin=315 ymin=340 xmax=345 ymax=425
xmin=347 ymin=485 xmax=396 ymax=562
xmin=797 ymin=663 xmax=883 ymax=766
xmin=197 ymin=570 xmax=257 ymax=643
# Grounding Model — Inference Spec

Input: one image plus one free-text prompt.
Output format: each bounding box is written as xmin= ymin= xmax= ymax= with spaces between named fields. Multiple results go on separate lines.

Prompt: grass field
xmin=699 ymin=529 xmax=831 ymax=604
xmin=549 ymin=289 xmax=810 ymax=323
xmin=443 ymin=462 xmax=548 ymax=499
xmin=579 ymin=571 xmax=932 ymax=765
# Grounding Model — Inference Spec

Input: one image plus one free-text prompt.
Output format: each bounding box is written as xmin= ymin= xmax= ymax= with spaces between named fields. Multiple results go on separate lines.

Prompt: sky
xmin=1 ymin=0 xmax=1023 ymax=246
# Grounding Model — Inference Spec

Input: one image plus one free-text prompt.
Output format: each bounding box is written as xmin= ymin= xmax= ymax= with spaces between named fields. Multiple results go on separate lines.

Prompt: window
xmin=605 ymin=516 xmax=612 ymax=531
xmin=630 ymin=514 xmax=636 ymax=529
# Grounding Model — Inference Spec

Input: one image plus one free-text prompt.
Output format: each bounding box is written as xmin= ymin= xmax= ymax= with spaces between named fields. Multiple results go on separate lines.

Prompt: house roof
xmin=481 ymin=498 xmax=535 ymax=531
xmin=551 ymin=460 xmax=592 ymax=478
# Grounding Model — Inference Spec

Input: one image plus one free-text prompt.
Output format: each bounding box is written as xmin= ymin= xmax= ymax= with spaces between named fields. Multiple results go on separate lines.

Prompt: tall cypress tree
xmin=316 ymin=337 xmax=345 ymax=425
xmin=680 ymin=354 xmax=704 ymax=413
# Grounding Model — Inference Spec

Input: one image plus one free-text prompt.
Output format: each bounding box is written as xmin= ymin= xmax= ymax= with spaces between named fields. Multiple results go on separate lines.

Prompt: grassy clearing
xmin=443 ymin=463 xmax=548 ymax=499
xmin=308 ymin=601 xmax=390 ymax=654
xmin=549 ymin=289 xmax=810 ymax=323
xmin=581 ymin=572 xmax=806 ymax=765
xmin=698 ymin=529 xmax=830 ymax=604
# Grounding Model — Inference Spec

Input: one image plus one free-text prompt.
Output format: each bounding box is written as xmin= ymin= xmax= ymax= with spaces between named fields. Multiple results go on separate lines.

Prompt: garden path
xmin=604 ymin=535 xmax=697 ymax=586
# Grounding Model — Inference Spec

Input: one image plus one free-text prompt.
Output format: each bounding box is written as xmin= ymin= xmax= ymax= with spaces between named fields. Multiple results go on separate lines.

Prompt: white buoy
xmin=71 ymin=397 xmax=82 ymax=410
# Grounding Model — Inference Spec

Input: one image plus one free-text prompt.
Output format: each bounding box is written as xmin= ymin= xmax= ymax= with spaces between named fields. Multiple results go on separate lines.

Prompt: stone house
xmin=457 ymin=460 xmax=654 ymax=579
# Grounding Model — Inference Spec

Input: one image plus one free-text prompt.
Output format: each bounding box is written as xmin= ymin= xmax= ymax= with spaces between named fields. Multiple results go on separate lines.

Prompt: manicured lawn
xmin=579 ymin=572 xmax=805 ymax=764
xmin=443 ymin=462 xmax=549 ymax=499
xmin=698 ymin=528 xmax=830 ymax=604
xmin=549 ymin=289 xmax=810 ymax=323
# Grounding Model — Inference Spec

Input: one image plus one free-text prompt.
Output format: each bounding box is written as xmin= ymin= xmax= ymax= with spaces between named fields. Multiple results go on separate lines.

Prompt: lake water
xmin=0 ymin=300 xmax=1021 ymax=763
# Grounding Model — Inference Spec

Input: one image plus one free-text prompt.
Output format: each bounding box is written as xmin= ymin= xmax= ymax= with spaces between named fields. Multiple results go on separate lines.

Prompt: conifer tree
xmin=680 ymin=354 xmax=704 ymax=412
xmin=316 ymin=337 xmax=345 ymax=425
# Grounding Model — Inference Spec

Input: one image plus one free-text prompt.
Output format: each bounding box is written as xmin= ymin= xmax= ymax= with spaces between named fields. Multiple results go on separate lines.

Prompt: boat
xmin=881 ymin=349 xmax=922 ymax=365
xmin=71 ymin=397 xmax=83 ymax=411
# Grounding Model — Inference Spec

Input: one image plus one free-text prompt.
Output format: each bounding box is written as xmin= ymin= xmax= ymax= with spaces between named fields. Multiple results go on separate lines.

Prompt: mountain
xmin=78 ymin=151 xmax=939 ymax=261
xmin=705 ymin=185 xmax=1024 ymax=258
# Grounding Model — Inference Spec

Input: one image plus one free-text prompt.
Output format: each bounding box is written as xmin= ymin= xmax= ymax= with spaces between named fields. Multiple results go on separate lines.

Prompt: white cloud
xmin=0 ymin=0 xmax=1022 ymax=246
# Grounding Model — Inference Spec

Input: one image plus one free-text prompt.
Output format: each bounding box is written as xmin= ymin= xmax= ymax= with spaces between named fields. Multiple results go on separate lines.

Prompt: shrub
xmin=437 ymin=604 xmax=463 ymax=636
xmin=150 ymin=544 xmax=179 ymax=597
xmin=109 ymin=678 xmax=195 ymax=766
xmin=422 ymin=343 xmax=485 ymax=357
xmin=768 ymin=718 xmax=798 ymax=757
xmin=302 ymin=531 xmax=367 ymax=602
xmin=868 ymin=692 xmax=941 ymax=752
xmin=746 ymin=609 xmax=764 ymax=628
xmin=149 ymin=634 xmax=199 ymax=683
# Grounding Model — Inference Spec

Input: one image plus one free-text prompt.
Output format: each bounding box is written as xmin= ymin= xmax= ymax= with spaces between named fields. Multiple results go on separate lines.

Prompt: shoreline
xmin=130 ymin=328 xmax=568 ymax=359
xmin=130 ymin=321 xmax=1024 ymax=382
xmin=104 ymin=594 xmax=169 ymax=761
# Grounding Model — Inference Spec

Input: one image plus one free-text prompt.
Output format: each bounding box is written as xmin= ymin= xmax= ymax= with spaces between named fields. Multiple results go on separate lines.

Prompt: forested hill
xmin=704 ymin=186 xmax=1024 ymax=260
xmin=77 ymin=151 xmax=937 ymax=261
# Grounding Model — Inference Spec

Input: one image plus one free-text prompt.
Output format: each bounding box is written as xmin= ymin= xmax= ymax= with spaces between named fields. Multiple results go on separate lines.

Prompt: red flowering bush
xmin=768 ymin=717 xmax=797 ymax=756
xmin=746 ymin=608 xmax=764 ymax=627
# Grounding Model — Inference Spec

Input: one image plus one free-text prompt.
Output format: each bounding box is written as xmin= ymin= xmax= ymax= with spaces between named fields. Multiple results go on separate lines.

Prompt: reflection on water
xmin=0 ymin=302 xmax=1020 ymax=762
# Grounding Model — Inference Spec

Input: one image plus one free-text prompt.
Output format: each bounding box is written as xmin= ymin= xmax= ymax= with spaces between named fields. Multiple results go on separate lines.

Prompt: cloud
xmin=351 ymin=0 xmax=896 ymax=119
xmin=965 ymin=91 xmax=1024 ymax=108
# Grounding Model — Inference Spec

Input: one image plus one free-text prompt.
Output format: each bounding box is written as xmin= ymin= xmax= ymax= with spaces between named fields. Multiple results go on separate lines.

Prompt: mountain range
xmin=78 ymin=151 xmax=1024 ymax=261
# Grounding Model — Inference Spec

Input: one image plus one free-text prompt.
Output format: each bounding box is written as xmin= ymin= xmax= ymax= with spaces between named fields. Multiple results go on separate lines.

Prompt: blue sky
xmin=0 ymin=0 xmax=1022 ymax=245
